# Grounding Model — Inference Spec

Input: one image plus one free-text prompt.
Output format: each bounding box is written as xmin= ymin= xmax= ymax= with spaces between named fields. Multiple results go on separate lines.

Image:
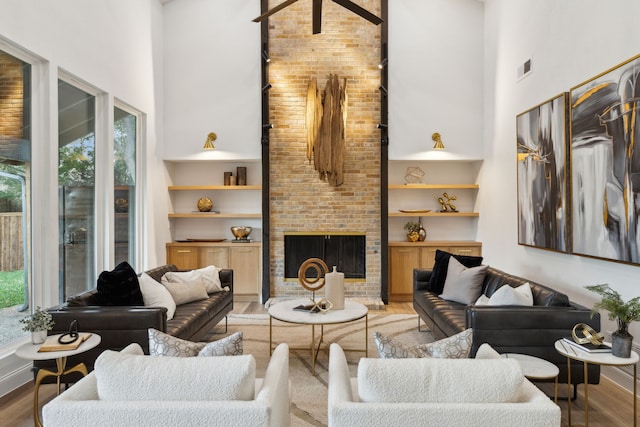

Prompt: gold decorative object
xmin=230 ymin=226 xmax=252 ymax=242
xmin=572 ymin=323 xmax=605 ymax=346
xmin=438 ymin=192 xmax=458 ymax=212
xmin=197 ymin=197 xmax=213 ymax=212
xmin=404 ymin=167 xmax=425 ymax=184
xmin=298 ymin=257 xmax=333 ymax=313
xmin=203 ymin=132 xmax=217 ymax=150
xmin=432 ymin=132 xmax=445 ymax=150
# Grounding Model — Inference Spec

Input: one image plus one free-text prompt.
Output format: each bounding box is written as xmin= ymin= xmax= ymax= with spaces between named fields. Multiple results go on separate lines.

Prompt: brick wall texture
xmin=0 ymin=52 xmax=24 ymax=140
xmin=267 ymin=0 xmax=382 ymax=298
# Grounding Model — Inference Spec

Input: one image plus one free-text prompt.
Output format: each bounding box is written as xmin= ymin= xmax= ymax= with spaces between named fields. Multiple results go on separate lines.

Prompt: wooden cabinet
xmin=166 ymin=242 xmax=261 ymax=299
xmin=388 ymin=241 xmax=482 ymax=302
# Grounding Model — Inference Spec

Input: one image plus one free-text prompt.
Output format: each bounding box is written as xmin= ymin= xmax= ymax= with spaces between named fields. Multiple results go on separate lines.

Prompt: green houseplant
xmin=585 ymin=284 xmax=640 ymax=357
xmin=19 ymin=306 xmax=54 ymax=344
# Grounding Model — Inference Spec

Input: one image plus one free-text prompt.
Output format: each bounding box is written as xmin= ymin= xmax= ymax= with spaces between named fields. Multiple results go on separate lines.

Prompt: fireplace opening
xmin=284 ymin=233 xmax=366 ymax=281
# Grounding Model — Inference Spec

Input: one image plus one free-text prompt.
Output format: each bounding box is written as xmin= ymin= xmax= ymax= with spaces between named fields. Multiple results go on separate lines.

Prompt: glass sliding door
xmin=58 ymin=80 xmax=95 ymax=301
xmin=0 ymin=49 xmax=31 ymax=346
xmin=113 ymin=106 xmax=137 ymax=268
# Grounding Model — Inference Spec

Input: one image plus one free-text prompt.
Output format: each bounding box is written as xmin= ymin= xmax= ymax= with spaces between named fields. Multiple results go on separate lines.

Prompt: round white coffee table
xmin=269 ymin=299 xmax=368 ymax=375
xmin=16 ymin=333 xmax=101 ymax=427
xmin=504 ymin=353 xmax=559 ymax=402
xmin=555 ymin=339 xmax=639 ymax=427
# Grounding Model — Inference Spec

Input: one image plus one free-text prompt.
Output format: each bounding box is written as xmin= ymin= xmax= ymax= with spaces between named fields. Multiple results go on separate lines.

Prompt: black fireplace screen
xmin=284 ymin=234 xmax=366 ymax=280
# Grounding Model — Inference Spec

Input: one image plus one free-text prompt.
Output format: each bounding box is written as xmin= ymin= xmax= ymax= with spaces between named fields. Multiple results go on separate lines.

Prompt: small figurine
xmin=438 ymin=192 xmax=458 ymax=212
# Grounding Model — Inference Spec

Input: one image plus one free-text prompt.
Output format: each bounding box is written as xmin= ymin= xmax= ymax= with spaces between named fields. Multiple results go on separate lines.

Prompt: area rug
xmin=206 ymin=312 xmax=434 ymax=427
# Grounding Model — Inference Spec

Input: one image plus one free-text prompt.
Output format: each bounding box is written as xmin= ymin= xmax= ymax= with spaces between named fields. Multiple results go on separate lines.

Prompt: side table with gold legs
xmin=15 ymin=333 xmax=101 ymax=427
xmin=555 ymin=339 xmax=638 ymax=427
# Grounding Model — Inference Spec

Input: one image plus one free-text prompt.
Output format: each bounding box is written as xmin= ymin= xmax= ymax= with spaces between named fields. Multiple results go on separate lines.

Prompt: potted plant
xmin=19 ymin=306 xmax=54 ymax=344
xmin=404 ymin=221 xmax=421 ymax=242
xmin=585 ymin=284 xmax=640 ymax=358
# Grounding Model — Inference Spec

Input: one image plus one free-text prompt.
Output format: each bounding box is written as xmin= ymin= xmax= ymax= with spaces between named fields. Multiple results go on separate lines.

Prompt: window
xmin=58 ymin=80 xmax=96 ymax=301
xmin=0 ymin=49 xmax=31 ymax=346
xmin=113 ymin=106 xmax=137 ymax=268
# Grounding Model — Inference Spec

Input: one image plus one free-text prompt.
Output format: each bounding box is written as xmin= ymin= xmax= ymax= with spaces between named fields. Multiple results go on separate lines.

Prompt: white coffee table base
xmin=269 ymin=299 xmax=368 ymax=375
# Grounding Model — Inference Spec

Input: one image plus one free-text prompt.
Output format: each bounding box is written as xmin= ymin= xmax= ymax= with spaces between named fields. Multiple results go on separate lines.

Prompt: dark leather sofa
xmin=413 ymin=266 xmax=600 ymax=388
xmin=34 ymin=264 xmax=233 ymax=382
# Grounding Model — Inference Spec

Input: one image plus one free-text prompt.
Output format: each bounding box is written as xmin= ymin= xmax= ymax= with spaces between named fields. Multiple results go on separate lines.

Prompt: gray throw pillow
xmin=148 ymin=328 xmax=243 ymax=357
xmin=439 ymin=257 xmax=488 ymax=304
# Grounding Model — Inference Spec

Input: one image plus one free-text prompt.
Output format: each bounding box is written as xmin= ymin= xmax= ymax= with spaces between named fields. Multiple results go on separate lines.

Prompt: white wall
xmin=0 ymin=0 xmax=167 ymax=397
xmin=162 ymin=0 xmax=261 ymax=160
xmin=389 ymin=0 xmax=484 ymax=160
xmin=481 ymin=0 xmax=640 ymax=383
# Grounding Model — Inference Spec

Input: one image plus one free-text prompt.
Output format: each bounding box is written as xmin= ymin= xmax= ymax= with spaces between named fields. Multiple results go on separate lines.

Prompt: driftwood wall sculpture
xmin=306 ymin=74 xmax=347 ymax=187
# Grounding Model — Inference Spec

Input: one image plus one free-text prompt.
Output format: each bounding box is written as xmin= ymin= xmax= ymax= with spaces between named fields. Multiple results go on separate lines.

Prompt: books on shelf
xmin=562 ymin=337 xmax=611 ymax=353
xmin=38 ymin=332 xmax=92 ymax=352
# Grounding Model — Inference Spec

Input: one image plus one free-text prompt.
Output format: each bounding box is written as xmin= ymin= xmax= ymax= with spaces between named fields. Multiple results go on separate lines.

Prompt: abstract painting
xmin=571 ymin=54 xmax=640 ymax=264
xmin=517 ymin=93 xmax=569 ymax=252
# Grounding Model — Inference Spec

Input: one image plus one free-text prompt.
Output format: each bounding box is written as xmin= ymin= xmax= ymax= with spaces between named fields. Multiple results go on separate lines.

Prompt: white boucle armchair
xmin=42 ymin=342 xmax=290 ymax=427
xmin=328 ymin=343 xmax=560 ymax=427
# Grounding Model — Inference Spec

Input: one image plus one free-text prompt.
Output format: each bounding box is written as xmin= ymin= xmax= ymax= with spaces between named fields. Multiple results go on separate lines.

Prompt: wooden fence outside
xmin=0 ymin=213 xmax=24 ymax=271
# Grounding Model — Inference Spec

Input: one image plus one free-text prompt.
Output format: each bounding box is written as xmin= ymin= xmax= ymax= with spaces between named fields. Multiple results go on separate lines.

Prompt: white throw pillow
xmin=160 ymin=271 xmax=209 ymax=305
xmin=374 ymin=329 xmax=473 ymax=359
xmin=138 ymin=273 xmax=176 ymax=320
xmin=193 ymin=265 xmax=225 ymax=293
xmin=95 ymin=350 xmax=256 ymax=401
xmin=488 ymin=283 xmax=534 ymax=306
xmin=475 ymin=343 xmax=502 ymax=359
xmin=357 ymin=357 xmax=523 ymax=404
xmin=439 ymin=257 xmax=488 ymax=304
xmin=474 ymin=294 xmax=490 ymax=305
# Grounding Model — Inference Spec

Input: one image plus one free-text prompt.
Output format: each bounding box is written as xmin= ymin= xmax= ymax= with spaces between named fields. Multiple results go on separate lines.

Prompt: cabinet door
xmin=229 ymin=246 xmax=260 ymax=295
xmin=166 ymin=246 xmax=199 ymax=270
xmin=389 ymin=247 xmax=420 ymax=302
xmin=199 ymin=247 xmax=229 ymax=268
xmin=419 ymin=247 xmax=439 ymax=269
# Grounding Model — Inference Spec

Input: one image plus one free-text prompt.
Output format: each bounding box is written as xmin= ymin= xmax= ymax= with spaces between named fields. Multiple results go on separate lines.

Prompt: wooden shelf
xmin=169 ymin=185 xmax=261 ymax=191
xmin=169 ymin=213 xmax=262 ymax=218
xmin=389 ymin=212 xmax=479 ymax=217
xmin=388 ymin=184 xmax=478 ymax=189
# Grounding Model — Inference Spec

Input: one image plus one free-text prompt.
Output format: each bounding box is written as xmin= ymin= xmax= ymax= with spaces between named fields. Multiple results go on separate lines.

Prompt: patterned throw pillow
xmin=148 ymin=328 xmax=243 ymax=357
xmin=374 ymin=329 xmax=473 ymax=359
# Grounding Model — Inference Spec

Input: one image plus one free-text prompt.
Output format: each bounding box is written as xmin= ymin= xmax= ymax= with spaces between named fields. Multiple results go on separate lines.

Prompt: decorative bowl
xmin=230 ymin=226 xmax=252 ymax=240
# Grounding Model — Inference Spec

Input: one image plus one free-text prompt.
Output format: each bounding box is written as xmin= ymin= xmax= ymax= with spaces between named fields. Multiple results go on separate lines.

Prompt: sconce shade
xmin=204 ymin=132 xmax=217 ymax=150
xmin=432 ymin=132 xmax=445 ymax=150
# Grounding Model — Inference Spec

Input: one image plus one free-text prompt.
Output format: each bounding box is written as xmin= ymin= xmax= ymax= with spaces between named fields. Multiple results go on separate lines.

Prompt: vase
xmin=611 ymin=331 xmax=633 ymax=358
xmin=418 ymin=224 xmax=427 ymax=241
xmin=407 ymin=231 xmax=419 ymax=242
xmin=31 ymin=330 xmax=47 ymax=345
xmin=325 ymin=266 xmax=345 ymax=310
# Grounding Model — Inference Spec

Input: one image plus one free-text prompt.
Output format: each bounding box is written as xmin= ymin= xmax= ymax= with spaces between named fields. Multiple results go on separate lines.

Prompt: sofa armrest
xmin=219 ymin=268 xmax=233 ymax=293
xmin=466 ymin=304 xmax=601 ymax=384
xmin=413 ymin=269 xmax=432 ymax=292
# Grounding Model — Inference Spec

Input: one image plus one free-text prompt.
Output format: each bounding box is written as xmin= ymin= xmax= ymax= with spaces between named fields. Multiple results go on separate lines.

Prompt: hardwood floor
xmin=1 ymin=302 xmax=636 ymax=427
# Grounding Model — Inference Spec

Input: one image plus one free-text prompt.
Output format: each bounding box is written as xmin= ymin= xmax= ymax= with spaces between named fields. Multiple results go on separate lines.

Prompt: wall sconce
xmin=376 ymin=123 xmax=388 ymax=129
xmin=432 ymin=132 xmax=445 ymax=150
xmin=378 ymin=58 xmax=388 ymax=69
xmin=262 ymin=50 xmax=271 ymax=63
xmin=378 ymin=85 xmax=387 ymax=96
xmin=262 ymin=83 xmax=272 ymax=92
xmin=262 ymin=123 xmax=274 ymax=129
xmin=203 ymin=132 xmax=217 ymax=150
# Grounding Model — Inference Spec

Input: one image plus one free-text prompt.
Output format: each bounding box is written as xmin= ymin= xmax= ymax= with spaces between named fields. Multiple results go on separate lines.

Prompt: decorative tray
xmin=398 ymin=209 xmax=431 ymax=213
xmin=175 ymin=238 xmax=227 ymax=242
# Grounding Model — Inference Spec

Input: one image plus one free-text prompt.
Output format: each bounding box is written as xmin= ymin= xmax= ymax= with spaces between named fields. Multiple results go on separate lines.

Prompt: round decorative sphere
xmin=197 ymin=197 xmax=213 ymax=212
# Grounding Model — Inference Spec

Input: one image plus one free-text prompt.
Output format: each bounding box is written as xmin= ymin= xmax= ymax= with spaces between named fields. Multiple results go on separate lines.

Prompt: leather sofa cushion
xmin=166 ymin=291 xmax=232 ymax=339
